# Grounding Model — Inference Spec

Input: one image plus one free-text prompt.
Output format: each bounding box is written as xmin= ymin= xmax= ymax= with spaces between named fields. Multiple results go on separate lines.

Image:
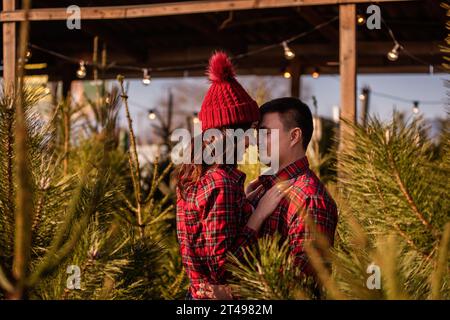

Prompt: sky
xmin=116 ymin=73 xmax=448 ymax=140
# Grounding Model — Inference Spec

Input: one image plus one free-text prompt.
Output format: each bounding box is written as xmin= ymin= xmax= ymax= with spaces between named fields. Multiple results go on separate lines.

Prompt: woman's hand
xmin=197 ymin=283 xmax=233 ymax=300
xmin=245 ymin=179 xmax=264 ymax=202
xmin=246 ymin=180 xmax=293 ymax=231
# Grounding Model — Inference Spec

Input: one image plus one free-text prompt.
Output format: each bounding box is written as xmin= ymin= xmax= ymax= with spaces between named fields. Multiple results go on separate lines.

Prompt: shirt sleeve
xmin=198 ymin=178 xmax=258 ymax=284
xmin=286 ymin=193 xmax=338 ymax=275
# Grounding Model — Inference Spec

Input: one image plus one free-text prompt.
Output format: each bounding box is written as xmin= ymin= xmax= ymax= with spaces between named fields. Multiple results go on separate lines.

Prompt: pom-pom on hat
xmin=199 ymin=52 xmax=259 ymax=131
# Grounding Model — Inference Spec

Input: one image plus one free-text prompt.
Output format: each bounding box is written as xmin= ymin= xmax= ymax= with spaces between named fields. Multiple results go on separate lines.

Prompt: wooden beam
xmin=339 ymin=3 xmax=356 ymax=155
xmin=0 ymin=0 xmax=414 ymax=22
xmin=2 ymin=0 xmax=16 ymax=92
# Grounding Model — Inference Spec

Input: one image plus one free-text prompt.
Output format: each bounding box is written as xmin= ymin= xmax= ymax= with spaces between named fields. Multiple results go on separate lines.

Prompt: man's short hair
xmin=260 ymin=97 xmax=313 ymax=150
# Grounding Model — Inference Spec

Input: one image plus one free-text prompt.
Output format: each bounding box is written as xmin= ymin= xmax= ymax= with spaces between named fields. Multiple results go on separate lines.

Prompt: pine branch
xmin=431 ymin=223 xmax=450 ymax=299
xmin=117 ymin=75 xmax=144 ymax=237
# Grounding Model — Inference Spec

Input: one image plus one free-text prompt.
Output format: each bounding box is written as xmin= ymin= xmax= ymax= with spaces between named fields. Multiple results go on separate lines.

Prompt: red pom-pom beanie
xmin=199 ymin=52 xmax=259 ymax=131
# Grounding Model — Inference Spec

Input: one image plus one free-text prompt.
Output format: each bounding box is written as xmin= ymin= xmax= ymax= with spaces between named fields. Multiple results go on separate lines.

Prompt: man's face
xmin=258 ymin=112 xmax=292 ymax=166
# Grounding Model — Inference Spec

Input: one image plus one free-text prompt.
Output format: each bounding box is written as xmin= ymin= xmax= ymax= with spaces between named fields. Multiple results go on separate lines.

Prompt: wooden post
xmin=290 ymin=60 xmax=301 ymax=98
xmin=3 ymin=0 xmax=16 ymax=92
xmin=339 ymin=4 xmax=357 ymax=156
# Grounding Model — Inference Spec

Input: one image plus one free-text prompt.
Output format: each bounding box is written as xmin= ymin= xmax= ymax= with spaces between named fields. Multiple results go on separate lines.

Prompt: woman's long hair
xmin=176 ymin=123 xmax=252 ymax=199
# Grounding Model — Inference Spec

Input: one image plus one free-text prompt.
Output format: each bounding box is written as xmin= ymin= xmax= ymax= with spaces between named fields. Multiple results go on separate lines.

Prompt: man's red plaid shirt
xmin=251 ymin=156 xmax=338 ymax=275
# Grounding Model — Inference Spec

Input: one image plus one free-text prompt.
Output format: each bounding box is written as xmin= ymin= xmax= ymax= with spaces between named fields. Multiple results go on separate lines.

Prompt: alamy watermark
xmin=366 ymin=5 xmax=381 ymax=30
xmin=366 ymin=263 xmax=381 ymax=290
xmin=170 ymin=126 xmax=280 ymax=174
xmin=66 ymin=264 xmax=81 ymax=290
xmin=66 ymin=5 xmax=81 ymax=30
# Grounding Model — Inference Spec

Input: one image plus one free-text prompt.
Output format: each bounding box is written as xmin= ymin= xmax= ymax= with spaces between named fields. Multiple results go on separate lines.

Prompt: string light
xmin=76 ymin=61 xmax=87 ymax=78
xmin=27 ymin=17 xmax=338 ymax=76
xmin=282 ymin=41 xmax=295 ymax=60
xmin=356 ymin=14 xmax=365 ymax=26
xmin=387 ymin=43 xmax=402 ymax=61
xmin=148 ymin=109 xmax=156 ymax=120
xmin=312 ymin=68 xmax=320 ymax=79
xmin=142 ymin=68 xmax=151 ymax=85
xmin=26 ymin=14 xmax=444 ymax=103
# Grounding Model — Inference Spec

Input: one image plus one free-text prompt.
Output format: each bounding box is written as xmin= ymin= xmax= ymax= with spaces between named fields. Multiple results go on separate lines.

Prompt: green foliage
xmin=0 ymin=84 xmax=186 ymax=300
xmin=339 ymin=115 xmax=447 ymax=255
xmin=227 ymin=234 xmax=319 ymax=300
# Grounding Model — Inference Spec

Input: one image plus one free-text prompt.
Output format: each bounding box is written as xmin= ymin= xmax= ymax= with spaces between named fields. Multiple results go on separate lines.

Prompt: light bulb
xmin=356 ymin=14 xmax=365 ymax=25
xmin=412 ymin=101 xmax=419 ymax=114
xmin=76 ymin=61 xmax=86 ymax=79
xmin=148 ymin=110 xmax=156 ymax=120
xmin=387 ymin=43 xmax=401 ymax=62
xmin=359 ymin=94 xmax=366 ymax=100
xmin=283 ymin=71 xmax=291 ymax=79
xmin=142 ymin=68 xmax=151 ymax=85
xmin=192 ymin=112 xmax=199 ymax=124
xmin=312 ymin=68 xmax=320 ymax=79
xmin=282 ymin=41 xmax=295 ymax=60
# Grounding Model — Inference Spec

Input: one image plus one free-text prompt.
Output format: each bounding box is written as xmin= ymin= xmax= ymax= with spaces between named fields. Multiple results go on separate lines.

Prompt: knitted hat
xmin=199 ymin=52 xmax=259 ymax=131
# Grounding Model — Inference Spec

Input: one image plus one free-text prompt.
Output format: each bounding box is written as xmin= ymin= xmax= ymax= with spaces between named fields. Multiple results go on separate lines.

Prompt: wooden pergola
xmin=1 ymin=0 xmax=445 ymax=152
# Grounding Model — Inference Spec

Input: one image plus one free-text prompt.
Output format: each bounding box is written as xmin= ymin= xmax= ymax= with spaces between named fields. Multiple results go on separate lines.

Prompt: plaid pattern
xmin=176 ymin=165 xmax=257 ymax=299
xmin=251 ymin=156 xmax=338 ymax=275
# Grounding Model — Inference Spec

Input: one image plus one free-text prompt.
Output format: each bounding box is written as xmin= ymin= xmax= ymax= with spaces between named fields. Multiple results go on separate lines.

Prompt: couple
xmin=176 ymin=52 xmax=338 ymax=300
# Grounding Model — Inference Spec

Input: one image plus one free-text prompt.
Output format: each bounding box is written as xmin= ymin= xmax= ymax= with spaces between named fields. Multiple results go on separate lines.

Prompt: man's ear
xmin=290 ymin=127 xmax=303 ymax=147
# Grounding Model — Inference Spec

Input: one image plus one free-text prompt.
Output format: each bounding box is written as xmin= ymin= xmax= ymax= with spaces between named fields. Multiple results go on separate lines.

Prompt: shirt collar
xmin=221 ymin=164 xmax=247 ymax=185
xmin=259 ymin=156 xmax=310 ymax=188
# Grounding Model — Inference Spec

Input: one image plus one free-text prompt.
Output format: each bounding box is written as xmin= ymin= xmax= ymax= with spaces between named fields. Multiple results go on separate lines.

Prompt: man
xmin=248 ymin=97 xmax=338 ymax=276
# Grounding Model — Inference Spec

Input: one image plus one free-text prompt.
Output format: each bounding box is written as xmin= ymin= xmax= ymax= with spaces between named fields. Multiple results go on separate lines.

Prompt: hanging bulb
xmin=142 ymin=68 xmax=151 ymax=85
xmin=282 ymin=41 xmax=295 ymax=60
xmin=359 ymin=94 xmax=366 ymax=100
xmin=192 ymin=112 xmax=199 ymax=124
xmin=76 ymin=61 xmax=87 ymax=79
xmin=148 ymin=109 xmax=156 ymax=120
xmin=283 ymin=70 xmax=292 ymax=79
xmin=23 ymin=49 xmax=32 ymax=63
xmin=412 ymin=101 xmax=419 ymax=114
xmin=312 ymin=68 xmax=320 ymax=79
xmin=356 ymin=14 xmax=365 ymax=26
xmin=387 ymin=43 xmax=401 ymax=61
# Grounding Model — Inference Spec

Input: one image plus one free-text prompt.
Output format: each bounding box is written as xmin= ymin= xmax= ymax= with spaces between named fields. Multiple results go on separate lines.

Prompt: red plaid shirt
xmin=176 ymin=165 xmax=257 ymax=299
xmin=251 ymin=156 xmax=338 ymax=275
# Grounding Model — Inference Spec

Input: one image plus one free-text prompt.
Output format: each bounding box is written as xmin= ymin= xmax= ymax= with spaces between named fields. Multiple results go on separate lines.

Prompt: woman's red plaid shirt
xmin=176 ymin=165 xmax=256 ymax=299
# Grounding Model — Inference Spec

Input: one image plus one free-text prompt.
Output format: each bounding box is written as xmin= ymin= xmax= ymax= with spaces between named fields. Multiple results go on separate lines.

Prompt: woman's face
xmin=203 ymin=124 xmax=255 ymax=165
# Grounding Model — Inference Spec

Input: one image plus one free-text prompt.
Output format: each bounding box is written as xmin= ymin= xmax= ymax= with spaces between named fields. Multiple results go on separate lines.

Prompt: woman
xmin=176 ymin=52 xmax=290 ymax=299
